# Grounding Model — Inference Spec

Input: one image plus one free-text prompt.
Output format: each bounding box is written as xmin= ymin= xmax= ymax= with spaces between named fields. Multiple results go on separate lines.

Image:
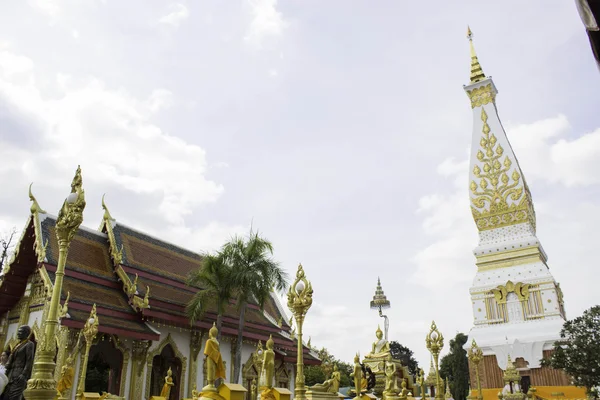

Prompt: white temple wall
xmin=146 ymin=325 xmax=193 ymax=396
xmin=27 ymin=309 xmax=44 ymax=328
xmin=5 ymin=322 xmax=18 ymax=343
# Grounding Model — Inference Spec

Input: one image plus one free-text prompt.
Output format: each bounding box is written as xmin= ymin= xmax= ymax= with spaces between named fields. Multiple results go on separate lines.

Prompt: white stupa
xmin=462 ymin=27 xmax=566 ymax=378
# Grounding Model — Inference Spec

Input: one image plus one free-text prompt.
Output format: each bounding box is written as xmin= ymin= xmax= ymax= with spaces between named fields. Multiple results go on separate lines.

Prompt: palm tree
xmin=185 ymin=252 xmax=234 ymax=339
xmin=223 ymin=229 xmax=288 ymax=384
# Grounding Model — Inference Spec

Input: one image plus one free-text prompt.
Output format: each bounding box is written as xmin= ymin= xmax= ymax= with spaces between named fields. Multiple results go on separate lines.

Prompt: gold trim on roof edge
xmin=466 ymin=84 xmax=496 ymax=109
xmin=29 ymin=183 xmax=48 ymax=264
xmin=100 ymin=195 xmax=150 ymax=312
xmin=100 ymin=194 xmax=123 ymax=266
xmin=470 ymin=108 xmax=536 ymax=232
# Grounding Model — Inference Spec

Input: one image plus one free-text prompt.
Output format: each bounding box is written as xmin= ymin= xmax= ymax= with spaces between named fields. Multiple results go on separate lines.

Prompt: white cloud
xmin=244 ymin=0 xmax=287 ymax=48
xmin=28 ymin=0 xmax=60 ymax=17
xmin=159 ymin=3 xmax=189 ymax=27
xmin=505 ymin=115 xmax=600 ymax=187
xmin=0 ymin=48 xmax=227 ymax=232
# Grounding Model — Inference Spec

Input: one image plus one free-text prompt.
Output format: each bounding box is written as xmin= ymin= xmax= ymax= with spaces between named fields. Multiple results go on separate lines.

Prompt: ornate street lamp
xmin=287 ymin=264 xmax=313 ymax=400
xmin=468 ymin=339 xmax=483 ymax=400
xmin=25 ymin=166 xmax=86 ymax=400
xmin=425 ymin=321 xmax=444 ymax=400
xmin=75 ymin=304 xmax=99 ymax=399
xmin=370 ymin=277 xmax=391 ymax=341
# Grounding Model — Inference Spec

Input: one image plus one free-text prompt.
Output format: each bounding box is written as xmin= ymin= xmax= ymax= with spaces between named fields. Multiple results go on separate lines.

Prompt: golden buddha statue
xmin=309 ymin=364 xmax=341 ymax=393
xmin=367 ymin=326 xmax=390 ymax=359
xmin=202 ymin=323 xmax=226 ymax=392
xmin=350 ymin=354 xmax=364 ymax=396
xmin=384 ymin=356 xmax=399 ymax=395
xmin=260 ymin=335 xmax=275 ymax=389
xmin=160 ymin=367 xmax=175 ymax=398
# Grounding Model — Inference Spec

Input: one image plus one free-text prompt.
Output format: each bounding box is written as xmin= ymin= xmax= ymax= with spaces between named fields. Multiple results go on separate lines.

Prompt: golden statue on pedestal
xmin=260 ymin=335 xmax=276 ymax=400
xmin=350 ymin=354 xmax=365 ymax=396
xmin=160 ymin=367 xmax=175 ymax=398
xmin=384 ymin=356 xmax=399 ymax=395
xmin=367 ymin=326 xmax=390 ymax=359
xmin=309 ymin=364 xmax=341 ymax=394
xmin=202 ymin=323 xmax=226 ymax=393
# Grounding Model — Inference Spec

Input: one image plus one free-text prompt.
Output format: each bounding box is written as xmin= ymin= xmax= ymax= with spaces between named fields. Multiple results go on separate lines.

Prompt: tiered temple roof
xmin=0 ymin=193 xmax=318 ymax=364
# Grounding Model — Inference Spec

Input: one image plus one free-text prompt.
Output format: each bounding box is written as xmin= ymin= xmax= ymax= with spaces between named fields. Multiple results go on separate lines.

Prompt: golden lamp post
xmin=287 ymin=264 xmax=313 ymax=400
xmin=425 ymin=321 xmax=445 ymax=400
xmin=24 ymin=166 xmax=86 ymax=400
xmin=467 ymin=339 xmax=484 ymax=400
xmin=76 ymin=304 xmax=99 ymax=400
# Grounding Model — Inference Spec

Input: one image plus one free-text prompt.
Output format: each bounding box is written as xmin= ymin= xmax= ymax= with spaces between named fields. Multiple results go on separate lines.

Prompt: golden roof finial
xmin=29 ymin=183 xmax=46 ymax=214
xmin=467 ymin=26 xmax=486 ymax=83
xmin=101 ymin=194 xmax=114 ymax=222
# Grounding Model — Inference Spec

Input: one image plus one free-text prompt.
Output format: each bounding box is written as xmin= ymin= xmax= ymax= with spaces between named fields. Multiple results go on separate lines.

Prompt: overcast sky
xmin=1 ymin=0 xmax=599 ymax=370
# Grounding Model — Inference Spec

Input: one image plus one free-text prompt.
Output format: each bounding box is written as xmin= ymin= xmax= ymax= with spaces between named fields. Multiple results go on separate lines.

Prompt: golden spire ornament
xmin=24 ymin=166 xmax=86 ymax=400
xmin=467 ymin=26 xmax=486 ymax=83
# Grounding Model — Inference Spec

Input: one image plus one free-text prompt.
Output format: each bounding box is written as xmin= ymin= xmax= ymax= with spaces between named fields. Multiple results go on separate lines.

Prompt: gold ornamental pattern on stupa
xmin=469 ymin=108 xmax=536 ymax=232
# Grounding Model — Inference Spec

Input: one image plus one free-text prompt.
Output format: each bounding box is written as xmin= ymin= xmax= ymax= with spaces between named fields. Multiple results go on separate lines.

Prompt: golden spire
xmin=467 ymin=26 xmax=486 ymax=83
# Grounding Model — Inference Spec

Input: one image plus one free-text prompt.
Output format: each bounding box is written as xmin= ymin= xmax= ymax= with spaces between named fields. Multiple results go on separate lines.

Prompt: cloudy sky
xmin=1 ymin=0 xmax=599 ymax=369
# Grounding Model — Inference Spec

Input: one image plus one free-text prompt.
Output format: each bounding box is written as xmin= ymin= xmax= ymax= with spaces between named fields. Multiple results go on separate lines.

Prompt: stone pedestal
xmin=359 ymin=393 xmax=377 ymax=400
xmin=363 ymin=358 xmax=415 ymax=396
xmin=272 ymin=387 xmax=292 ymax=400
xmin=383 ymin=394 xmax=402 ymax=400
xmin=81 ymin=394 xmax=103 ymax=400
xmin=306 ymin=390 xmax=340 ymax=400
xmin=219 ymin=383 xmax=248 ymax=400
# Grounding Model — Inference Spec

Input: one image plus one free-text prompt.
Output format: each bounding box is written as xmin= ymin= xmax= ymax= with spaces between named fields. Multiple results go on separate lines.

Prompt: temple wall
xmin=5 ymin=322 xmax=18 ymax=345
xmin=145 ymin=326 xmax=192 ymax=398
xmin=468 ymin=352 xmax=571 ymax=389
xmin=27 ymin=309 xmax=44 ymax=327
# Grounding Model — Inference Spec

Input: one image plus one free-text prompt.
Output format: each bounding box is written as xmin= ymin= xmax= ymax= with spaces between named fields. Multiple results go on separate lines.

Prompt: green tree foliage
xmin=439 ymin=333 xmax=469 ymax=400
xmin=185 ymin=252 xmax=234 ymax=339
xmin=222 ymin=229 xmax=288 ymax=384
xmin=543 ymin=305 xmax=600 ymax=397
xmin=186 ymin=229 xmax=288 ymax=385
xmin=389 ymin=341 xmax=420 ymax=376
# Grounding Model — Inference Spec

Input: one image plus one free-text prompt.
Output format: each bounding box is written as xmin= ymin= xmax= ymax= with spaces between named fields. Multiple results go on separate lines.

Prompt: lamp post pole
xmin=468 ymin=339 xmax=484 ymax=400
xmin=75 ymin=305 xmax=99 ymax=400
xmin=24 ymin=166 xmax=86 ymax=400
xmin=287 ymin=264 xmax=313 ymax=400
xmin=425 ymin=321 xmax=445 ymax=400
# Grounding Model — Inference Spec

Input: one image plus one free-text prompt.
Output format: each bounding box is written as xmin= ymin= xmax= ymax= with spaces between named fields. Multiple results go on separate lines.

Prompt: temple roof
xmin=0 ymin=194 xmax=317 ymax=362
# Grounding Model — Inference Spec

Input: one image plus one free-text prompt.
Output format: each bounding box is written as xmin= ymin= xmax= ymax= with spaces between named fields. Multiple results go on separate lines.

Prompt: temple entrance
xmin=275 ymin=362 xmax=289 ymax=389
xmin=150 ymin=344 xmax=182 ymax=400
xmin=521 ymin=376 xmax=531 ymax=394
xmin=243 ymin=363 xmax=259 ymax=400
xmin=85 ymin=337 xmax=123 ymax=394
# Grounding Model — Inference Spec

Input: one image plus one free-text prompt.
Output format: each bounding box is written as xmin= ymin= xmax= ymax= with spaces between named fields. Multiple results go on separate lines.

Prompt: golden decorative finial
xmin=101 ymin=193 xmax=114 ymax=221
xmin=28 ymin=183 xmax=46 ymax=214
xmin=467 ymin=26 xmax=486 ymax=83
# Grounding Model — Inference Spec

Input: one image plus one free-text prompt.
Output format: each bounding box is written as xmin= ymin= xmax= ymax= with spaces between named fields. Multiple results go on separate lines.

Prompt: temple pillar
xmin=188 ymin=330 xmax=204 ymax=397
xmin=130 ymin=339 xmax=151 ymax=400
xmin=120 ymin=344 xmax=131 ymax=397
